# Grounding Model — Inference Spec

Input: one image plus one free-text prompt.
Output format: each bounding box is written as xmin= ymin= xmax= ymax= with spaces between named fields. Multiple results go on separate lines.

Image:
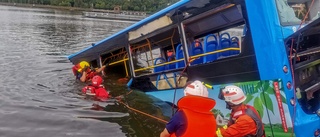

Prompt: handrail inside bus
xmin=130 ymin=31 xmax=177 ymax=70
xmin=123 ymin=54 xmax=129 ymax=77
xmin=104 ymin=55 xmax=129 ymax=77
xmin=134 ymin=47 xmax=240 ymax=72
xmin=102 ymin=48 xmax=127 ymax=64
xmin=190 ymin=47 xmax=240 ymax=59
xmin=134 ymin=58 xmax=185 ymax=72
xmin=108 ymin=58 xmax=129 ymax=66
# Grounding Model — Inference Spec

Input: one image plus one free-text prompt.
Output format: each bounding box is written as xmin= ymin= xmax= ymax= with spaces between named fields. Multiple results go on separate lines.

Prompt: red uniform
xmin=82 ymin=85 xmax=109 ymax=99
xmin=220 ymin=104 xmax=265 ymax=137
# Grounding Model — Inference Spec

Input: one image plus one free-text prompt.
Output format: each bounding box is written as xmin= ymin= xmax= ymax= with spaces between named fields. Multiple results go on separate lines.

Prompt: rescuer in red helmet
xmin=82 ymin=75 xmax=109 ymax=100
xmin=218 ymin=85 xmax=265 ymax=137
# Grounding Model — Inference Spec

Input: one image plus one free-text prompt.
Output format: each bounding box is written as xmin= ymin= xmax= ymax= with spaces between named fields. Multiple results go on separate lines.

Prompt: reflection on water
xmin=0 ymin=5 xmax=171 ymax=137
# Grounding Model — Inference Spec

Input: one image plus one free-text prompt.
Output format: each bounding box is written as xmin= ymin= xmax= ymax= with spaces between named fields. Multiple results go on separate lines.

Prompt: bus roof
xmin=67 ymin=0 xmax=191 ymax=64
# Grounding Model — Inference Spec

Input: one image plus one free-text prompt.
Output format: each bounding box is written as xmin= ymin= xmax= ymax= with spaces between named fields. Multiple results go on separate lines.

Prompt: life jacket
xmin=171 ymin=95 xmax=217 ymax=137
xmin=229 ymin=104 xmax=265 ymax=137
xmin=82 ymin=85 xmax=109 ymax=99
xmin=72 ymin=64 xmax=82 ymax=76
xmin=85 ymin=69 xmax=96 ymax=81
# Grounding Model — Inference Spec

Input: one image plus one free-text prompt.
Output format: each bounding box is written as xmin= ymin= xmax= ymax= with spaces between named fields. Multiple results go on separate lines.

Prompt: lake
xmin=0 ymin=5 xmax=172 ymax=137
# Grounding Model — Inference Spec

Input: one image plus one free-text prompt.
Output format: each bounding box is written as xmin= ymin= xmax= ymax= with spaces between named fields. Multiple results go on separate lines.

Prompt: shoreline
xmin=0 ymin=2 xmax=148 ymax=21
xmin=0 ymin=2 xmax=111 ymax=12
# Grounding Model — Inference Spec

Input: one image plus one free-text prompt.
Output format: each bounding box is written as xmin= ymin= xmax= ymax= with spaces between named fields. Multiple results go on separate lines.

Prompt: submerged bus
xmin=68 ymin=0 xmax=320 ymax=136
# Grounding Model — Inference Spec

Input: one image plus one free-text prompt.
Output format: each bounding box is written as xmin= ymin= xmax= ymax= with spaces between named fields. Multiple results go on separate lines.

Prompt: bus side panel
xmin=211 ymin=80 xmax=292 ymax=137
xmin=245 ymin=0 xmax=320 ymax=136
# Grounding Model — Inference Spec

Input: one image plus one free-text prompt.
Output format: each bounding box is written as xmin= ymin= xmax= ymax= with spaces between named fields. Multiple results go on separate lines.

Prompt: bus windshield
xmin=276 ymin=0 xmax=320 ymax=26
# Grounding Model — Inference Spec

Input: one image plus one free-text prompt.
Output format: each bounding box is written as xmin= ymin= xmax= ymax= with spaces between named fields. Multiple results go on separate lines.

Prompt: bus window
xmin=131 ymin=46 xmax=162 ymax=76
xmin=276 ymin=0 xmax=320 ymax=26
xmin=188 ymin=26 xmax=244 ymax=64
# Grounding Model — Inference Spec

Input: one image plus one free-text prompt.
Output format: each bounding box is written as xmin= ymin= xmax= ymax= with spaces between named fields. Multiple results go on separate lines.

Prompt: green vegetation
xmin=265 ymin=124 xmax=295 ymax=137
xmin=0 ymin=0 xmax=180 ymax=13
xmin=238 ymin=80 xmax=287 ymax=119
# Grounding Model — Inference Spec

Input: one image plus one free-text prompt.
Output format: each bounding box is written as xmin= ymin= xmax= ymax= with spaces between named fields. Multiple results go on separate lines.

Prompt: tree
xmin=1 ymin=0 xmax=180 ymax=12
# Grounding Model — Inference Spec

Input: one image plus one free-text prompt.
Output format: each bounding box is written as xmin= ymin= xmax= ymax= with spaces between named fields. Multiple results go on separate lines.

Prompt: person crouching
xmin=218 ymin=85 xmax=265 ymax=137
xmin=82 ymin=75 xmax=109 ymax=100
xmin=160 ymin=80 xmax=217 ymax=137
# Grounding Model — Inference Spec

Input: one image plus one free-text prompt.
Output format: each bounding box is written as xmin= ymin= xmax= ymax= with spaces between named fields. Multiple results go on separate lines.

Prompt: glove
xmin=216 ymin=125 xmax=228 ymax=137
xmin=216 ymin=128 xmax=223 ymax=137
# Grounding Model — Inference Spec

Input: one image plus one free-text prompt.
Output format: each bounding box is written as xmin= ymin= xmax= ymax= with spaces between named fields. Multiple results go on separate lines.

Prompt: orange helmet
xmin=91 ymin=75 xmax=103 ymax=87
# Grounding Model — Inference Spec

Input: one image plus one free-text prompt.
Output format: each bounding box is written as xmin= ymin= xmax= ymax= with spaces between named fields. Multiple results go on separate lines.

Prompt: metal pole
xmin=177 ymin=22 xmax=190 ymax=66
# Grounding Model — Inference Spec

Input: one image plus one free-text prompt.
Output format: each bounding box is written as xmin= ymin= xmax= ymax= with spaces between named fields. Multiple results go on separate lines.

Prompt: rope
xmin=172 ymin=57 xmax=197 ymax=116
xmin=114 ymin=90 xmax=168 ymax=124
xmin=116 ymin=98 xmax=168 ymax=124
xmin=178 ymin=57 xmax=197 ymax=83
xmin=111 ymin=90 xmax=133 ymax=99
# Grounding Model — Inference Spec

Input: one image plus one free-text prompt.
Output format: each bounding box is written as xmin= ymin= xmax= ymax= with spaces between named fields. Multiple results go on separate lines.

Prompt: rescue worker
xmin=218 ymin=85 xmax=265 ymax=137
xmin=82 ymin=75 xmax=109 ymax=100
xmin=72 ymin=61 xmax=106 ymax=82
xmin=160 ymin=80 xmax=217 ymax=137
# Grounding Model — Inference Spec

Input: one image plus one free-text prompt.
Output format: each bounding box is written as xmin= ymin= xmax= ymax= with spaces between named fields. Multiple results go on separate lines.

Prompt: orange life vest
xmin=171 ymin=95 xmax=217 ymax=137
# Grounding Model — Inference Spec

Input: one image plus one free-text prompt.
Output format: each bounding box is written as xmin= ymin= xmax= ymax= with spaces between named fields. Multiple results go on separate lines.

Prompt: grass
xmin=265 ymin=126 xmax=295 ymax=137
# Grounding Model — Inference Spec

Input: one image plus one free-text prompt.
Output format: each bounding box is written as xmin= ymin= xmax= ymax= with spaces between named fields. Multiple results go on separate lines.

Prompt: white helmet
xmin=184 ymin=80 xmax=208 ymax=97
xmin=222 ymin=85 xmax=246 ymax=105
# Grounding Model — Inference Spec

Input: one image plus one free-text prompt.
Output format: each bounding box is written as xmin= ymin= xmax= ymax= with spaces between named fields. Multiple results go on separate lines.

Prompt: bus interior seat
xmin=231 ymin=36 xmax=240 ymax=55
xmin=154 ymin=57 xmax=166 ymax=72
xmin=167 ymin=55 xmax=176 ymax=70
xmin=191 ymin=46 xmax=204 ymax=65
xmin=220 ymin=32 xmax=231 ymax=57
xmin=176 ymin=44 xmax=185 ymax=68
xmin=204 ymin=34 xmax=218 ymax=62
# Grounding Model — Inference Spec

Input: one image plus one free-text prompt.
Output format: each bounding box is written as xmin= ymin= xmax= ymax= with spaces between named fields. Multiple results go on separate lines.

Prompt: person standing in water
xmin=82 ymin=75 xmax=109 ymax=100
xmin=160 ymin=80 xmax=217 ymax=137
xmin=72 ymin=61 xmax=106 ymax=82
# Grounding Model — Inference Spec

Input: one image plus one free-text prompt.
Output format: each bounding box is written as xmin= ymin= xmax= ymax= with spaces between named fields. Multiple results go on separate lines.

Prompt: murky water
xmin=0 ymin=5 xmax=172 ymax=137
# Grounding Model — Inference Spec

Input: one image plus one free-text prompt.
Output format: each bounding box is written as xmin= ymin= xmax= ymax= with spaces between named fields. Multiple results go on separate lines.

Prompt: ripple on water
xmin=0 ymin=5 xmax=171 ymax=137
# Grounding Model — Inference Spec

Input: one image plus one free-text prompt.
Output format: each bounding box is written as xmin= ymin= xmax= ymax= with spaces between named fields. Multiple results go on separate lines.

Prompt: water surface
xmin=0 ymin=5 xmax=171 ymax=137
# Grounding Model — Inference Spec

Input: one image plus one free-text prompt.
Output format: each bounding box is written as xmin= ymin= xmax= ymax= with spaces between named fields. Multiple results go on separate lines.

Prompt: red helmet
xmin=92 ymin=75 xmax=103 ymax=87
